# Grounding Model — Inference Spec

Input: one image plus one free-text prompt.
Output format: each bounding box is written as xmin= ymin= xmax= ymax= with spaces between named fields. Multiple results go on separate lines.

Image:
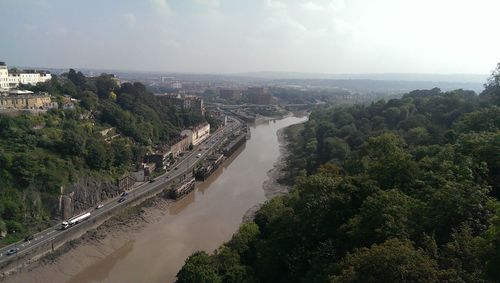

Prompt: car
xmin=197 ymin=153 xmax=202 ymax=158
xmin=96 ymin=204 xmax=104 ymax=209
xmin=118 ymin=197 xmax=126 ymax=203
xmin=121 ymin=192 xmax=129 ymax=197
xmin=24 ymin=235 xmax=34 ymax=242
xmin=165 ymin=176 xmax=169 ymax=179
xmin=174 ymin=167 xmax=178 ymax=170
xmin=6 ymin=248 xmax=18 ymax=255
xmin=149 ymin=179 xmax=156 ymax=183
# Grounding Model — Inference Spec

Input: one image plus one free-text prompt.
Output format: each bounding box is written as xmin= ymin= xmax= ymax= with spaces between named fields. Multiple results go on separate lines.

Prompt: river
xmin=8 ymin=115 xmax=307 ymax=283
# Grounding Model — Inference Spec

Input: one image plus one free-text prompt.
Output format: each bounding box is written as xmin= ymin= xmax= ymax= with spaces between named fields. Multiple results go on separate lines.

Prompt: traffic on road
xmin=0 ymin=115 xmax=242 ymax=264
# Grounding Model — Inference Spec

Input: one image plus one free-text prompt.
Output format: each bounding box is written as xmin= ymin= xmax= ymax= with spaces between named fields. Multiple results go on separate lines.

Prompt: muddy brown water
xmin=24 ymin=116 xmax=307 ymax=283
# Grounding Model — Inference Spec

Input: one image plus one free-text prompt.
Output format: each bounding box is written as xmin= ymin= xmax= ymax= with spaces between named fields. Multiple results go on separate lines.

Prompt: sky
xmin=1 ymin=0 xmax=500 ymax=74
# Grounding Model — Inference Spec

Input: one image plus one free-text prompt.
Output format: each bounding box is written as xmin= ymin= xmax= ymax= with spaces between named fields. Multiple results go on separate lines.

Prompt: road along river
xmin=7 ymin=115 xmax=307 ymax=283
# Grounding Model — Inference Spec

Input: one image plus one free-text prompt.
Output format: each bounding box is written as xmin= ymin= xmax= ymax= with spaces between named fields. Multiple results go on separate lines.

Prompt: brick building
xmin=0 ymin=90 xmax=54 ymax=110
xmin=247 ymin=87 xmax=271 ymax=105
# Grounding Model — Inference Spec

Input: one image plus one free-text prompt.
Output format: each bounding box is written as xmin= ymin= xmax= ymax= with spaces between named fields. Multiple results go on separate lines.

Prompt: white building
xmin=181 ymin=122 xmax=210 ymax=146
xmin=167 ymin=81 xmax=182 ymax=89
xmin=0 ymin=62 xmax=52 ymax=90
xmin=0 ymin=63 xmax=8 ymax=89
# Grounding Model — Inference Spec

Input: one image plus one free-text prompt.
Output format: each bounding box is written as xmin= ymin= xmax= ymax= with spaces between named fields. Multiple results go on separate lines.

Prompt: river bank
xmin=3 ymin=115 xmax=307 ymax=283
xmin=1 ymin=196 xmax=174 ymax=283
xmin=243 ymin=127 xmax=292 ymax=222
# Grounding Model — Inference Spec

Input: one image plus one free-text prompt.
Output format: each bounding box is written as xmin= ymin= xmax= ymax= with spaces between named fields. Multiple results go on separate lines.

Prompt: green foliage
xmin=0 ymin=70 xmax=206 ymax=242
xmin=343 ymin=189 xmax=420 ymax=246
xmin=176 ymin=251 xmax=222 ymax=283
xmin=332 ymin=238 xmax=441 ymax=283
xmin=358 ymin=133 xmax=415 ymax=189
xmin=179 ymin=64 xmax=500 ymax=282
xmin=85 ymin=138 xmax=113 ymax=170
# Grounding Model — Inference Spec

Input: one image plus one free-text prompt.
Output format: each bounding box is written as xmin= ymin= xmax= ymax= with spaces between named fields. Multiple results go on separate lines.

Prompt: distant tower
xmin=0 ymin=62 xmax=9 ymax=90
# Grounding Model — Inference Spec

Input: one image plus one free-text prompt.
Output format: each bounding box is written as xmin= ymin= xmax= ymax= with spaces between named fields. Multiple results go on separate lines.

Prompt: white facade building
xmin=0 ymin=62 xmax=52 ymax=90
xmin=0 ymin=64 xmax=8 ymax=89
xmin=181 ymin=122 xmax=210 ymax=146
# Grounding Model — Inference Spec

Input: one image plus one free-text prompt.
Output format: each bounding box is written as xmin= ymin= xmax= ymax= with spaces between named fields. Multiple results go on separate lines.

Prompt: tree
xmin=454 ymin=107 xmax=500 ymax=133
xmin=359 ymin=133 xmax=415 ymax=190
xmin=176 ymin=251 xmax=221 ymax=283
xmin=95 ymin=73 xmax=118 ymax=99
xmin=405 ymin=127 xmax=430 ymax=146
xmin=61 ymin=127 xmax=85 ymax=156
xmin=332 ymin=239 xmax=441 ymax=283
xmin=85 ymin=139 xmax=113 ymax=170
xmin=79 ymin=90 xmax=98 ymax=110
xmin=112 ymin=139 xmax=132 ymax=167
xmin=324 ymin=137 xmax=350 ymax=162
xmin=227 ymin=222 xmax=259 ymax=255
xmin=477 ymin=206 xmax=500 ymax=281
xmin=343 ymin=190 xmax=419 ymax=247
xmin=66 ymin=69 xmax=86 ymax=89
xmin=215 ymin=247 xmax=248 ymax=283
xmin=481 ymin=63 xmax=500 ymax=105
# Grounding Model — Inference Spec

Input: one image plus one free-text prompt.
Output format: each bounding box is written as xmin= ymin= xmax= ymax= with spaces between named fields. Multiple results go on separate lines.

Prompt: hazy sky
xmin=1 ymin=0 xmax=499 ymax=74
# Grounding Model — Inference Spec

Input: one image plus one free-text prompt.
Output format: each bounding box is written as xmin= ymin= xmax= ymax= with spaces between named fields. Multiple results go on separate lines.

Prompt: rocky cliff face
xmin=61 ymin=176 xmax=122 ymax=219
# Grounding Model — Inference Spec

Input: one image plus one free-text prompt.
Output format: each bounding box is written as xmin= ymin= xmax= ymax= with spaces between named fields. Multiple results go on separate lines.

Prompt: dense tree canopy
xmin=176 ymin=64 xmax=500 ymax=282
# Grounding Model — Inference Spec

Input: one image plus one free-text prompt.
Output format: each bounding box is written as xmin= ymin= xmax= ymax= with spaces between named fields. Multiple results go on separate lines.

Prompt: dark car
xmin=6 ymin=248 xmax=18 ymax=255
xmin=24 ymin=235 xmax=34 ymax=242
xmin=149 ymin=179 xmax=156 ymax=183
xmin=174 ymin=167 xmax=178 ymax=170
xmin=118 ymin=197 xmax=126 ymax=203
xmin=121 ymin=192 xmax=129 ymax=197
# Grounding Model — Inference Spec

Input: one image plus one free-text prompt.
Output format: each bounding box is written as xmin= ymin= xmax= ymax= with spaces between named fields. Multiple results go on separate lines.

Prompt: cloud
xmin=150 ymin=0 xmax=171 ymax=15
xmin=3 ymin=0 xmax=500 ymax=73
xmin=122 ymin=13 xmax=136 ymax=28
xmin=265 ymin=0 xmax=286 ymax=9
xmin=194 ymin=0 xmax=221 ymax=7
xmin=301 ymin=1 xmax=323 ymax=11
